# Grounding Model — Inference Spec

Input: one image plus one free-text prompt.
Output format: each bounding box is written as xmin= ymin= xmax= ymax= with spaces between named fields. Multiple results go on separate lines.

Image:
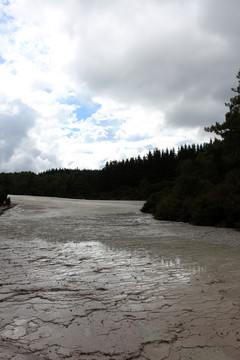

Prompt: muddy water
xmin=0 ymin=195 xmax=240 ymax=360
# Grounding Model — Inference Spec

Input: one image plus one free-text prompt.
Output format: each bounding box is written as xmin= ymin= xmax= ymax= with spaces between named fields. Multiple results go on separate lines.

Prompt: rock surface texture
xmin=0 ymin=195 xmax=240 ymax=359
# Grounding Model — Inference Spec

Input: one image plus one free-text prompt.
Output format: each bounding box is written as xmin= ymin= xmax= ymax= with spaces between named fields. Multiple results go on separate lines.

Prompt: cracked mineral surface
xmin=0 ymin=195 xmax=240 ymax=360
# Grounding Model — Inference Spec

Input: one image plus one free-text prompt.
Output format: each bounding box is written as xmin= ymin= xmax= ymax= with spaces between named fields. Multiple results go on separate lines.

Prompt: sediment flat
xmin=0 ymin=195 xmax=239 ymax=359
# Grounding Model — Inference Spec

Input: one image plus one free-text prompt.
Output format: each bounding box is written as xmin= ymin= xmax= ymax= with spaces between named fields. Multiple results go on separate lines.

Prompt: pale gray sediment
xmin=0 ymin=195 xmax=239 ymax=359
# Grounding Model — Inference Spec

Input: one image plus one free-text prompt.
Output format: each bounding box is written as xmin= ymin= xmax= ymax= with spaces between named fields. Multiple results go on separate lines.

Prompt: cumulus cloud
xmin=0 ymin=0 xmax=239 ymax=171
xmin=0 ymin=97 xmax=60 ymax=172
xmin=0 ymin=98 xmax=36 ymax=163
xmin=68 ymin=0 xmax=236 ymax=109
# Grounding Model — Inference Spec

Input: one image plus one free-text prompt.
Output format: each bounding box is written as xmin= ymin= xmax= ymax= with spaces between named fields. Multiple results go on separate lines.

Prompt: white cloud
xmin=0 ymin=0 xmax=239 ymax=172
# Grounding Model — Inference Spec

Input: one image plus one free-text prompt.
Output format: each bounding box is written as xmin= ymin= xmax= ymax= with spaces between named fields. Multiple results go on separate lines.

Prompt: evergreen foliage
xmin=0 ymin=143 xmax=204 ymax=201
xmin=0 ymin=175 xmax=9 ymax=205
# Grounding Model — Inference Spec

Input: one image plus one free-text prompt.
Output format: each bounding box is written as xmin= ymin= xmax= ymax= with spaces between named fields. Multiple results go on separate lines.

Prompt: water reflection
xmin=1 ymin=197 xmax=240 ymax=291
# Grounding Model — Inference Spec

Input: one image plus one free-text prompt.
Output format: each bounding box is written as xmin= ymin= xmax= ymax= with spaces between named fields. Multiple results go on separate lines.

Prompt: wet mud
xmin=0 ymin=195 xmax=240 ymax=359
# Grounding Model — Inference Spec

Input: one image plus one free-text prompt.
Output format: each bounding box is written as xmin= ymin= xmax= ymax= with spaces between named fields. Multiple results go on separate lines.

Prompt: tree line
xmin=0 ymin=143 xmax=206 ymax=202
xmin=1 ymin=70 xmax=240 ymax=228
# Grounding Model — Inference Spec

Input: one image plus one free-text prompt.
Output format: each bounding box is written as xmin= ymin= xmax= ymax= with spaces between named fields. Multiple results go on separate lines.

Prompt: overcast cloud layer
xmin=0 ymin=0 xmax=239 ymax=172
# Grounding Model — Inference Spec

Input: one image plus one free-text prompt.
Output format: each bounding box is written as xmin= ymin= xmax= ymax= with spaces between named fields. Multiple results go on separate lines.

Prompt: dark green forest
xmin=0 ymin=143 xmax=206 ymax=201
xmin=1 ymin=70 xmax=240 ymax=229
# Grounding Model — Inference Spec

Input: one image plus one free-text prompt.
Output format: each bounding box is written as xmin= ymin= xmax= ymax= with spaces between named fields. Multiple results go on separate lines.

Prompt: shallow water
xmin=0 ymin=195 xmax=240 ymax=360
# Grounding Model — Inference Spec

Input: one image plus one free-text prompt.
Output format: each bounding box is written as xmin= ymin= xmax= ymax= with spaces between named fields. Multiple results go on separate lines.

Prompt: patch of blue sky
xmin=73 ymin=103 xmax=101 ymax=122
xmin=43 ymin=88 xmax=53 ymax=94
xmin=61 ymin=126 xmax=81 ymax=139
xmin=0 ymin=55 xmax=6 ymax=64
xmin=2 ymin=0 xmax=10 ymax=6
xmin=58 ymin=94 xmax=101 ymax=121
xmin=83 ymin=134 xmax=100 ymax=143
xmin=70 ymin=127 xmax=80 ymax=132
xmin=58 ymin=95 xmax=80 ymax=106
xmin=65 ymin=132 xmax=73 ymax=138
xmin=144 ymin=145 xmax=155 ymax=152
xmin=0 ymin=8 xmax=14 ymax=25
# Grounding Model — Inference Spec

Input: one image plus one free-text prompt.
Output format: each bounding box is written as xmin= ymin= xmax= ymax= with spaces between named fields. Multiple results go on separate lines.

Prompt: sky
xmin=0 ymin=0 xmax=239 ymax=173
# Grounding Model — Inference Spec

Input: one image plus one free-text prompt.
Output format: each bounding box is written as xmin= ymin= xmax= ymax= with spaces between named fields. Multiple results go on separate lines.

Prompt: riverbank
xmin=0 ymin=204 xmax=16 ymax=215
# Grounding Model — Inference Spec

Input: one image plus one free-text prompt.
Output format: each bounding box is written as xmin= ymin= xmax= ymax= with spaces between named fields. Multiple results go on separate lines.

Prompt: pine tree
xmin=205 ymin=69 xmax=240 ymax=141
xmin=205 ymin=69 xmax=240 ymax=163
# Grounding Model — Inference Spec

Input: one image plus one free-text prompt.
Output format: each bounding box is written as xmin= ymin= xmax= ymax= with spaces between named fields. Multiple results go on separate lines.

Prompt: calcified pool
xmin=0 ymin=195 xmax=240 ymax=360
